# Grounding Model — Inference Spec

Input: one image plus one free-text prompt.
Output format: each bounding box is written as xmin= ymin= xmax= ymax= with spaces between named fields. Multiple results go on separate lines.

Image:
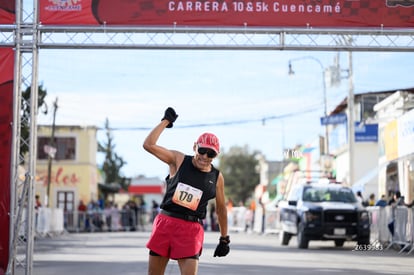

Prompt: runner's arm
xmin=215 ymin=172 xmax=228 ymax=238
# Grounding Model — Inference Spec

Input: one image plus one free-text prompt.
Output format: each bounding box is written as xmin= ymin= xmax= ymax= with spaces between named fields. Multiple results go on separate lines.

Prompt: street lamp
xmin=288 ymin=56 xmax=329 ymax=155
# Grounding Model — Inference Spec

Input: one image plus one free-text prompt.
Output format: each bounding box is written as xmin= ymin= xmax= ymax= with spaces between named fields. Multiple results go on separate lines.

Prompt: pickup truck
xmin=278 ymin=182 xmax=370 ymax=249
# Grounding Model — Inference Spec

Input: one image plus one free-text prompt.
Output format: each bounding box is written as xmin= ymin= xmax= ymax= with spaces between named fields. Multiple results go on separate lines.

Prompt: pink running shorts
xmin=146 ymin=213 xmax=204 ymax=259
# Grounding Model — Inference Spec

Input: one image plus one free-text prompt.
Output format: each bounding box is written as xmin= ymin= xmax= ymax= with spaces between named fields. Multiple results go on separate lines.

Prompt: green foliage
xmin=98 ymin=118 xmax=128 ymax=196
xmin=21 ymin=85 xmax=48 ymax=158
xmin=218 ymin=145 xmax=260 ymax=204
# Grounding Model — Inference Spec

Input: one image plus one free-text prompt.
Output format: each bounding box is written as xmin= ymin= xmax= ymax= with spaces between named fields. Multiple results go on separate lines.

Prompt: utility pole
xmin=46 ymin=98 xmax=58 ymax=208
xmin=347 ymin=51 xmax=355 ymax=186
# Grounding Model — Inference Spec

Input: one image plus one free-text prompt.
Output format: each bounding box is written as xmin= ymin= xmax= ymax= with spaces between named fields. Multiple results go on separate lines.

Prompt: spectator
xmin=104 ymin=201 xmax=113 ymax=231
xmin=375 ymin=195 xmax=387 ymax=207
xmin=34 ymin=195 xmax=42 ymax=231
xmin=78 ymin=200 xmax=87 ymax=211
xmin=139 ymin=198 xmax=147 ymax=231
xmin=87 ymin=200 xmax=103 ymax=231
xmin=121 ymin=201 xmax=131 ymax=230
xmin=387 ymin=190 xmax=396 ymax=205
xmin=249 ymin=199 xmax=256 ymax=230
xmin=151 ymin=200 xmax=160 ymax=222
xmin=209 ymin=203 xmax=218 ymax=231
xmin=392 ymin=191 xmax=405 ymax=206
xmin=368 ymin=193 xmax=375 ymax=206
xmin=259 ymin=197 xmax=266 ymax=234
xmin=388 ymin=191 xmax=405 ymax=236
xmin=128 ymin=200 xmax=138 ymax=231
xmin=35 ymin=195 xmax=42 ymax=209
xmin=78 ymin=200 xmax=88 ymax=231
xmin=110 ymin=203 xmax=120 ymax=231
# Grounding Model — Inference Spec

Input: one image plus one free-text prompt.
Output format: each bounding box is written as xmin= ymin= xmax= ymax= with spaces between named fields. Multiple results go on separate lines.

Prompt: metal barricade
xmin=77 ymin=211 xmax=88 ymax=232
xmin=36 ymin=208 xmax=51 ymax=236
xmin=228 ymin=206 xmax=248 ymax=232
xmin=378 ymin=206 xmax=392 ymax=244
xmin=367 ymin=206 xmax=379 ymax=243
xmin=264 ymin=208 xmax=280 ymax=235
xmin=120 ymin=209 xmax=136 ymax=231
xmin=63 ymin=211 xmax=90 ymax=232
xmin=407 ymin=208 xmax=414 ymax=255
xmin=35 ymin=207 xmax=65 ymax=237
xmin=367 ymin=206 xmax=391 ymax=244
xmin=62 ymin=208 xmax=148 ymax=232
xmin=386 ymin=206 xmax=411 ymax=254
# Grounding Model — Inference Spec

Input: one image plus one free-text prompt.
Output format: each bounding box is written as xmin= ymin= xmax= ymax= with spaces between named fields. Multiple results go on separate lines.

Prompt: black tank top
xmin=160 ymin=155 xmax=219 ymax=219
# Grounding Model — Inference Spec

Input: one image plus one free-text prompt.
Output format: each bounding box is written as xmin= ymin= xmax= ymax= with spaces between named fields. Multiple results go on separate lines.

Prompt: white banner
xmin=398 ymin=108 xmax=414 ymax=157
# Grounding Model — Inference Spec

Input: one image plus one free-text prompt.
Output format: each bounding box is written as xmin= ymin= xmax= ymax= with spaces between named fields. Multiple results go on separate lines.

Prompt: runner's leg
xmin=177 ymin=258 xmax=198 ymax=275
xmin=148 ymin=254 xmax=169 ymax=275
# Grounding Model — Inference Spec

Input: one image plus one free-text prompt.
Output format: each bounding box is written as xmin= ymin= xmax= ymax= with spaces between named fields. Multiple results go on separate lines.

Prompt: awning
xmin=98 ymin=182 xmax=121 ymax=193
xmin=128 ymin=185 xmax=163 ymax=194
xmin=351 ymin=154 xmax=414 ymax=192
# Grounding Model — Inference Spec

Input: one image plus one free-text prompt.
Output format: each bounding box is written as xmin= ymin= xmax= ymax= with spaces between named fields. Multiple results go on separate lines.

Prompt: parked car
xmin=278 ymin=182 xmax=370 ymax=249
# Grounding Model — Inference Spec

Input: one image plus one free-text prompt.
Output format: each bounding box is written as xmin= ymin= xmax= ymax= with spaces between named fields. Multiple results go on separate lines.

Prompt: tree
xmin=218 ymin=145 xmax=260 ymax=205
xmin=21 ymin=85 xmax=48 ymax=158
xmin=98 ymin=118 xmax=128 ymax=198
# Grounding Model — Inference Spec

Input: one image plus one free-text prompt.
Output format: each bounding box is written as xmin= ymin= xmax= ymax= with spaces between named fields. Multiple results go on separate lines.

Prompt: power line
xmin=104 ymin=105 xmax=321 ymax=131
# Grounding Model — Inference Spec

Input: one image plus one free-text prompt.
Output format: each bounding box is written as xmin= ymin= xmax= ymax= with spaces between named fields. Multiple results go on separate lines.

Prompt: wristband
xmin=220 ymin=235 xmax=230 ymax=244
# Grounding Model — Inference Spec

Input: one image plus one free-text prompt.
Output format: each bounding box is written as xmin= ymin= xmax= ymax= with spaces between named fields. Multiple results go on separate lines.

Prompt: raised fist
xmin=162 ymin=107 xmax=178 ymax=128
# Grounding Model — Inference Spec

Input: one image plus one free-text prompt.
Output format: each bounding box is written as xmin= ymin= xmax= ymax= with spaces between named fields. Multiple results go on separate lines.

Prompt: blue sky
xmin=36 ymin=49 xmax=414 ymax=179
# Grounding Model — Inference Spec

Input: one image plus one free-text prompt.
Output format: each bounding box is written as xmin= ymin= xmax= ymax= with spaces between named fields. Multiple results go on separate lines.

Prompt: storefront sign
xmin=383 ymin=120 xmax=398 ymax=161
xmin=355 ymin=122 xmax=378 ymax=142
xmin=320 ymin=113 xmax=347 ymax=125
xmin=398 ymin=108 xmax=414 ymax=157
xmin=37 ymin=167 xmax=81 ymax=186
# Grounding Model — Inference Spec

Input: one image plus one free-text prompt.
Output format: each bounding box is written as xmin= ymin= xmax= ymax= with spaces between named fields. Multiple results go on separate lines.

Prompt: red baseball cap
xmin=197 ymin=133 xmax=220 ymax=154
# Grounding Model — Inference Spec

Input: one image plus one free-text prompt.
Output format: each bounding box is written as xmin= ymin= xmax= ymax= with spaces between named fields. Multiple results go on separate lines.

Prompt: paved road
xmin=13 ymin=230 xmax=414 ymax=275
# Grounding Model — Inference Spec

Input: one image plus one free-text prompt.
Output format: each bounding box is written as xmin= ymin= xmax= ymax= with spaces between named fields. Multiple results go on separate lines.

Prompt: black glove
xmin=214 ymin=235 xmax=230 ymax=257
xmin=161 ymin=107 xmax=178 ymax=128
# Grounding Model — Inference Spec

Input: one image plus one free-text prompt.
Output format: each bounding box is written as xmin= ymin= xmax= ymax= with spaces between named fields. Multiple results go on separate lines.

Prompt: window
xmin=37 ymin=137 xmax=76 ymax=160
xmin=302 ymin=186 xmax=357 ymax=203
xmin=360 ymin=94 xmax=389 ymax=121
xmin=57 ymin=191 xmax=75 ymax=211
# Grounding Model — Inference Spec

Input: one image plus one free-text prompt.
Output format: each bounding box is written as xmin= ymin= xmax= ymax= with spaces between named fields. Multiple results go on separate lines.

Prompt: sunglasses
xmin=197 ymin=147 xmax=217 ymax=158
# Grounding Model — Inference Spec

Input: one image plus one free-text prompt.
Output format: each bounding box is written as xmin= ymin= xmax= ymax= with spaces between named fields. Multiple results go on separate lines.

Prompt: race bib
xmin=172 ymin=182 xmax=203 ymax=211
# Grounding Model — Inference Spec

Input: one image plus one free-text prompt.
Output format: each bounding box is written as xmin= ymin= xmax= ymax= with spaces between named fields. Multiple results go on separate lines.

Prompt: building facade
xmin=328 ymin=91 xmax=395 ymax=197
xmin=35 ymin=125 xmax=100 ymax=211
xmin=375 ymin=90 xmax=414 ymax=203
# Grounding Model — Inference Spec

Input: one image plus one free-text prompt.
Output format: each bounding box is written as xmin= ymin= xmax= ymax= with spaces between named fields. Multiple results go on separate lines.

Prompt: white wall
xmin=334 ymin=142 xmax=379 ymax=199
xmin=353 ymin=142 xmax=379 ymax=198
xmin=335 ymin=150 xmax=349 ymax=185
